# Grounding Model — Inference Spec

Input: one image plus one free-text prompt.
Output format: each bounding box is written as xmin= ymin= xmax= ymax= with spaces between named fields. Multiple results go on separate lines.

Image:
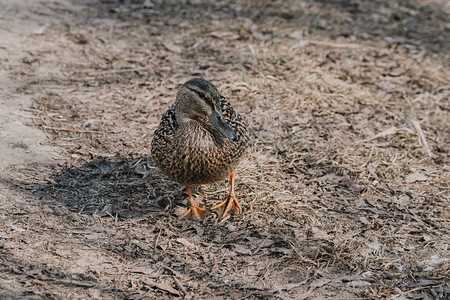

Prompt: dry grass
xmin=1 ymin=0 xmax=449 ymax=299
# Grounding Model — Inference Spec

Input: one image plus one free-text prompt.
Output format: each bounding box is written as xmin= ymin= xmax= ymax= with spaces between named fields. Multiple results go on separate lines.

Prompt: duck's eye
xmin=187 ymin=86 xmax=207 ymax=100
xmin=187 ymin=87 xmax=215 ymax=109
xmin=197 ymin=92 xmax=206 ymax=99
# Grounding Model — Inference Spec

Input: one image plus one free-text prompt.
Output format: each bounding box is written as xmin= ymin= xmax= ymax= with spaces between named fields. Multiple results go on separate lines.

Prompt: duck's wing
xmin=151 ymin=105 xmax=178 ymax=163
xmin=152 ymin=105 xmax=178 ymax=141
xmin=220 ymin=99 xmax=248 ymax=145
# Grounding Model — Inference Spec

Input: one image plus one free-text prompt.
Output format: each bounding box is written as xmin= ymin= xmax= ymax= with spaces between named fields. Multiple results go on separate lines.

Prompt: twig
xmin=404 ymin=110 xmax=433 ymax=157
xmin=305 ymin=40 xmax=363 ymax=48
xmin=356 ymin=126 xmax=413 ymax=143
xmin=89 ymin=67 xmax=149 ymax=76
xmin=55 ymin=279 xmax=95 ymax=288
xmin=34 ymin=278 xmax=95 ymax=288
xmin=173 ymin=276 xmax=187 ymax=296
xmin=409 ymin=119 xmax=433 ymax=157
xmin=42 ymin=126 xmax=101 ymax=134
xmin=32 ymin=279 xmax=47 ymax=286
xmin=154 ymin=228 xmax=162 ymax=249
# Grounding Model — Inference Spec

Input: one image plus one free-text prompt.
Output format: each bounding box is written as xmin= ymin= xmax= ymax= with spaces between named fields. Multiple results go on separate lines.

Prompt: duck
xmin=151 ymin=78 xmax=249 ymax=220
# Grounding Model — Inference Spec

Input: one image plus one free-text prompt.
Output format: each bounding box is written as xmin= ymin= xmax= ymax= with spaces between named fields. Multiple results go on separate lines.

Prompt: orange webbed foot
xmin=212 ymin=170 xmax=242 ymax=219
xmin=212 ymin=193 xmax=242 ymax=219
xmin=178 ymin=186 xmax=211 ymax=221
xmin=179 ymin=205 xmax=211 ymax=220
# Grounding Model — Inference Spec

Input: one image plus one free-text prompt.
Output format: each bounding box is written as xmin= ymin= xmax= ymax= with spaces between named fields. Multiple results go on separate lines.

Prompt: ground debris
xmin=1 ymin=0 xmax=448 ymax=299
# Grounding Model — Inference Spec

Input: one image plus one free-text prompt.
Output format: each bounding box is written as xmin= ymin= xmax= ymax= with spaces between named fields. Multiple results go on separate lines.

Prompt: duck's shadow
xmin=28 ymin=157 xmax=182 ymax=219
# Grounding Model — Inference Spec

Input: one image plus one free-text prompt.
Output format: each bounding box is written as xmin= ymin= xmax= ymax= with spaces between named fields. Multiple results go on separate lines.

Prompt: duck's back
xmin=151 ymin=99 xmax=248 ymax=186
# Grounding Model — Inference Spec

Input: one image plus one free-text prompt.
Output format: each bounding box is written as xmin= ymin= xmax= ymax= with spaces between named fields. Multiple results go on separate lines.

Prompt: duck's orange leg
xmin=179 ymin=186 xmax=211 ymax=220
xmin=212 ymin=170 xmax=242 ymax=219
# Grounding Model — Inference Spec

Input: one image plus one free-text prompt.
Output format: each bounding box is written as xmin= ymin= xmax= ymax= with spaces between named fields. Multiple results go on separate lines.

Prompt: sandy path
xmin=0 ymin=0 xmax=58 ymax=176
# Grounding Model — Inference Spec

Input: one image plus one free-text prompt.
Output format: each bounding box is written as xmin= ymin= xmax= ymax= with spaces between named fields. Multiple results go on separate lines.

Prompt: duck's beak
xmin=209 ymin=107 xmax=237 ymax=140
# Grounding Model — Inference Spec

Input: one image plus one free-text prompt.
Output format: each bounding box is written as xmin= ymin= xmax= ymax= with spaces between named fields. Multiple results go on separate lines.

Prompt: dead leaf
xmin=142 ymin=0 xmax=154 ymax=8
xmin=252 ymin=30 xmax=271 ymax=41
xmin=405 ymin=172 xmax=428 ymax=184
xmin=311 ymin=227 xmax=333 ymax=240
xmin=251 ymin=26 xmax=271 ymax=41
xmin=269 ymin=247 xmax=291 ymax=255
xmin=233 ymin=244 xmax=251 ymax=255
xmin=131 ymin=266 xmax=159 ymax=276
xmin=142 ymin=278 xmax=179 ymax=296
xmin=308 ymin=278 xmax=330 ymax=291
xmin=246 ymin=237 xmax=275 ymax=248
xmin=84 ymin=232 xmax=106 ymax=240
xmin=392 ymin=195 xmax=410 ymax=208
xmin=295 ymin=115 xmax=311 ymax=124
xmin=174 ymin=206 xmax=187 ymax=217
xmin=422 ymin=235 xmax=432 ymax=242
xmin=229 ymin=290 xmax=243 ymax=299
xmin=268 ymin=279 xmax=308 ymax=293
xmin=288 ymin=30 xmax=304 ymax=39
xmin=347 ymin=280 xmax=372 ymax=287
xmin=312 ymin=173 xmax=342 ymax=185
xmin=33 ymin=25 xmax=48 ymax=35
xmin=209 ymin=31 xmax=239 ymax=40
xmin=295 ymin=292 xmax=313 ymax=300
xmin=94 ymin=203 xmax=114 ymax=217
xmin=405 ymin=279 xmax=443 ymax=287
xmin=359 ymin=216 xmax=369 ymax=225
xmin=162 ymin=41 xmax=182 ymax=53
xmin=5 ymin=222 xmax=25 ymax=232
xmin=365 ymin=236 xmax=382 ymax=253
xmin=154 ymin=281 xmax=180 ymax=296
xmin=176 ymin=238 xmax=195 ymax=249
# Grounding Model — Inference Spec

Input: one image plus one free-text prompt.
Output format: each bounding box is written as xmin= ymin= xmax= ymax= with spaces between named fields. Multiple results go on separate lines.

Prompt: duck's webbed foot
xmin=178 ymin=186 xmax=211 ymax=220
xmin=212 ymin=193 xmax=242 ymax=219
xmin=212 ymin=170 xmax=242 ymax=219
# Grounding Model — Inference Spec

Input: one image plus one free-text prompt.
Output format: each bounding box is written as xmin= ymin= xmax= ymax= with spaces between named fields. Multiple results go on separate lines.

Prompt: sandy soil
xmin=0 ymin=0 xmax=449 ymax=299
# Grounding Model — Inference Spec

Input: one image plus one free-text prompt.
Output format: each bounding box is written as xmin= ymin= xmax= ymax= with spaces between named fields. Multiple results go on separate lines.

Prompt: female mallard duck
xmin=151 ymin=78 xmax=249 ymax=220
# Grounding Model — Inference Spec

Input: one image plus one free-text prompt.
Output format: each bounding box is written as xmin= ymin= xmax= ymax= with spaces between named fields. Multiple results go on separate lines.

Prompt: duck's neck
xmin=178 ymin=119 xmax=225 ymax=147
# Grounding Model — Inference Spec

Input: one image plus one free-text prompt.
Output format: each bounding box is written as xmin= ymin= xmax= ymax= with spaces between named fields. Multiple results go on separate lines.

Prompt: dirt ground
xmin=0 ymin=0 xmax=449 ymax=299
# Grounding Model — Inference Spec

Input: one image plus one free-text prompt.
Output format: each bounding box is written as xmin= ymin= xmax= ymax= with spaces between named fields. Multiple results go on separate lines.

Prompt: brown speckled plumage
xmin=151 ymin=78 xmax=249 ymax=220
xmin=152 ymin=81 xmax=248 ymax=186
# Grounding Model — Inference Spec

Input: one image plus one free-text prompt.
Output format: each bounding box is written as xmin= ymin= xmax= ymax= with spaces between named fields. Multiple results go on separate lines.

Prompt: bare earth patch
xmin=0 ymin=0 xmax=449 ymax=299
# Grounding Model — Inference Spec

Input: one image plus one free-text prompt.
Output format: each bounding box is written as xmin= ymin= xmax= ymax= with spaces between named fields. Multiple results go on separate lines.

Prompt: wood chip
xmin=405 ymin=172 xmax=428 ymax=184
xmin=176 ymin=237 xmax=195 ymax=249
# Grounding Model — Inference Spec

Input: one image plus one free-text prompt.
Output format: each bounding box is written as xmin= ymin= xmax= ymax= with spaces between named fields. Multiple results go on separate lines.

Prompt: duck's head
xmin=174 ymin=78 xmax=237 ymax=140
